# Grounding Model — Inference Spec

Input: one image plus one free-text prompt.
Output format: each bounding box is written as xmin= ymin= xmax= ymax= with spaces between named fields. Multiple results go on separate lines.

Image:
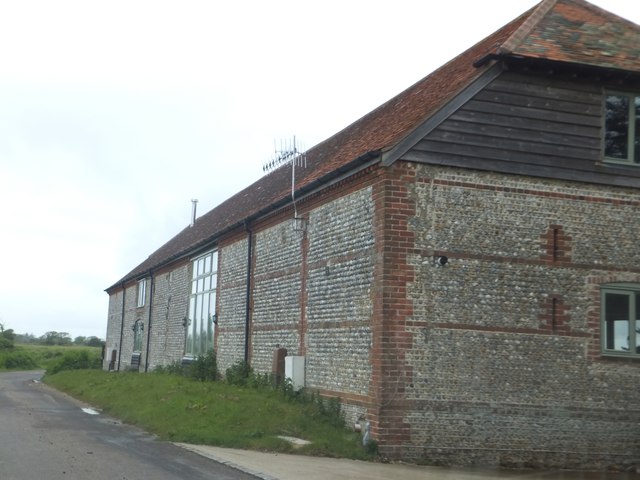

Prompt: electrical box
xmin=284 ymin=356 xmax=305 ymax=391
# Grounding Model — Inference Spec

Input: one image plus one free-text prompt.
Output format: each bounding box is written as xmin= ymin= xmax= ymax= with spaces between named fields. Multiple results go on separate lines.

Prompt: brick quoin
xmin=370 ymin=162 xmax=416 ymax=456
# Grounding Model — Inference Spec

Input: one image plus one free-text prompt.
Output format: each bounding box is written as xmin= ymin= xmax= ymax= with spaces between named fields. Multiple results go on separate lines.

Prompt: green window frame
xmin=601 ymin=284 xmax=640 ymax=358
xmin=604 ymin=92 xmax=640 ymax=165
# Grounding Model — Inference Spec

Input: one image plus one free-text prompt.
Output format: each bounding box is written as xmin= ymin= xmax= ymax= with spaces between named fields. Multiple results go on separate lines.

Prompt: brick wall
xmin=146 ymin=264 xmax=190 ymax=369
xmin=393 ymin=163 xmax=640 ymax=469
xmin=106 ymin=281 xmax=146 ymax=371
xmin=217 ymin=238 xmax=250 ymax=373
xmin=250 ymin=221 xmax=302 ymax=372
xmin=214 ymin=184 xmax=376 ymax=426
xmin=306 ymin=186 xmax=375 ymax=400
xmin=103 ymin=289 xmax=124 ymax=370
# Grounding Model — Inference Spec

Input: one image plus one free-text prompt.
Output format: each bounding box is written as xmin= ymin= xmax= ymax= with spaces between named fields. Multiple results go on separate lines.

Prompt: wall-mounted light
xmin=434 ymin=255 xmax=448 ymax=267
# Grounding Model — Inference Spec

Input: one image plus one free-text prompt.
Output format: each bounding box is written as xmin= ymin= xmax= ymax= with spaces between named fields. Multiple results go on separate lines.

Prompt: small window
xmin=604 ymin=93 xmax=640 ymax=165
xmin=137 ymin=279 xmax=147 ymax=307
xmin=601 ymin=285 xmax=640 ymax=357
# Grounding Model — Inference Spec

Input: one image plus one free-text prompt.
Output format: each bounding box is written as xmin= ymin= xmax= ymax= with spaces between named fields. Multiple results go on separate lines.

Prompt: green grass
xmin=0 ymin=344 xmax=101 ymax=371
xmin=44 ymin=370 xmax=372 ymax=460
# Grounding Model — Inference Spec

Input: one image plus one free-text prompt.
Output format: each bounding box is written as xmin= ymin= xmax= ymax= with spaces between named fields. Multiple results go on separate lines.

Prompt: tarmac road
xmin=0 ymin=370 xmax=257 ymax=480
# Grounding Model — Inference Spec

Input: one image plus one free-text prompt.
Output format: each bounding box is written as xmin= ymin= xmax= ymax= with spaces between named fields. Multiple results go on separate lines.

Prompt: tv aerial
xmin=262 ymin=136 xmax=307 ymax=233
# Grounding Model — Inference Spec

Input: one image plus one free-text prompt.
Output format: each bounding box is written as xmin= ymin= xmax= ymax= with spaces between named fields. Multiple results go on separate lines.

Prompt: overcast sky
xmin=1 ymin=0 xmax=638 ymax=340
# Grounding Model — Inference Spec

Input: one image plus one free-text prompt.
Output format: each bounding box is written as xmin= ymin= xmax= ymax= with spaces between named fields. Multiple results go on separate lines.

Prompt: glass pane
xmin=196 ymin=295 xmax=203 ymax=321
xmin=207 ymin=318 xmax=214 ymax=349
xmin=204 ymin=275 xmax=211 ymax=291
xmin=605 ymin=95 xmax=629 ymax=160
xmin=636 ymin=294 xmax=640 ymax=354
xmin=197 ymin=278 xmax=204 ymax=293
xmin=186 ymin=297 xmax=196 ymax=354
xmin=211 ymin=251 xmax=218 ymax=273
xmin=634 ymin=96 xmax=640 ymax=164
xmin=202 ymin=293 xmax=210 ymax=317
xmin=191 ymin=279 xmax=197 ymax=294
xmin=203 ymin=315 xmax=209 ymax=353
xmin=211 ymin=273 xmax=217 ymax=291
xmin=204 ymin=254 xmax=211 ymax=274
xmin=209 ymin=291 xmax=216 ymax=316
xmin=193 ymin=323 xmax=201 ymax=356
xmin=138 ymin=280 xmax=145 ymax=306
xmin=604 ymin=292 xmax=629 ymax=351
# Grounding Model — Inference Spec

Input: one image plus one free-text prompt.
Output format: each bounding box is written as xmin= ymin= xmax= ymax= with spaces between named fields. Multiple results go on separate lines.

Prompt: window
xmin=132 ymin=319 xmax=144 ymax=352
xmin=604 ymin=93 xmax=640 ymax=164
xmin=137 ymin=279 xmax=147 ymax=307
xmin=601 ymin=284 xmax=640 ymax=357
xmin=185 ymin=250 xmax=218 ymax=357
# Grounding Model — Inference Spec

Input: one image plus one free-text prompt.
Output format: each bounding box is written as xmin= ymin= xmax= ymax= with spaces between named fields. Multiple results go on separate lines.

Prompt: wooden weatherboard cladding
xmin=401 ymin=70 xmax=640 ymax=188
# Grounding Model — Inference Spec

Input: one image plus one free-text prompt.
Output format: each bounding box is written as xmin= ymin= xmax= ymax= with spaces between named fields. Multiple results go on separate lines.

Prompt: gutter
xmin=472 ymin=53 xmax=503 ymax=68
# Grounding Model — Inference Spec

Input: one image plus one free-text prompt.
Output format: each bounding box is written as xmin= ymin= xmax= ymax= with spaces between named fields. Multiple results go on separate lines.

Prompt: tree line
xmin=0 ymin=324 xmax=104 ymax=349
xmin=16 ymin=331 xmax=104 ymax=347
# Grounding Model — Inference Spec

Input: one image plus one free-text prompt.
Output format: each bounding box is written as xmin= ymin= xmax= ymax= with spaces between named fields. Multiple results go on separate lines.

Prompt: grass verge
xmin=44 ymin=369 xmax=372 ymax=460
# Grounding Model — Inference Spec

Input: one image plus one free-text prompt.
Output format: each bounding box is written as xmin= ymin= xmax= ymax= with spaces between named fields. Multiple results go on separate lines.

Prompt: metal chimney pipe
xmin=190 ymin=199 xmax=198 ymax=227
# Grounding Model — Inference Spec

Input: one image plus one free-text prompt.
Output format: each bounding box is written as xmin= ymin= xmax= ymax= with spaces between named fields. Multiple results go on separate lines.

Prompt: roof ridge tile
xmin=499 ymin=0 xmax=557 ymax=54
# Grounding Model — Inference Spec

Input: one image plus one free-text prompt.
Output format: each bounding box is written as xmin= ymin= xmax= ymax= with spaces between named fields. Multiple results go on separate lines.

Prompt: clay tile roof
xmin=500 ymin=0 xmax=640 ymax=72
xmin=107 ymin=0 xmax=638 ymax=290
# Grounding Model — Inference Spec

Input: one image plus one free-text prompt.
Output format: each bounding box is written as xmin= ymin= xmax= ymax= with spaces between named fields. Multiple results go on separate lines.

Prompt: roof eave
xmin=502 ymin=54 xmax=640 ymax=81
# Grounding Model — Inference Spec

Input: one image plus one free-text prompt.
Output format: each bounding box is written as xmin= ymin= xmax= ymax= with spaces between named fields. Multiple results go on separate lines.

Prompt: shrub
xmin=153 ymin=360 xmax=184 ymax=375
xmin=0 ymin=328 xmax=16 ymax=350
xmin=187 ymin=351 xmax=218 ymax=381
xmin=225 ymin=361 xmax=253 ymax=386
xmin=155 ymin=352 xmax=219 ymax=381
xmin=3 ymin=351 xmax=37 ymax=370
xmin=47 ymin=349 xmax=101 ymax=375
xmin=0 ymin=336 xmax=14 ymax=350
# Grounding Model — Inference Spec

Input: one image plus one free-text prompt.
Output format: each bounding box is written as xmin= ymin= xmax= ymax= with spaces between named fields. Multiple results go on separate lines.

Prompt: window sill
xmin=600 ymin=352 xmax=640 ymax=362
xmin=602 ymin=158 xmax=640 ymax=167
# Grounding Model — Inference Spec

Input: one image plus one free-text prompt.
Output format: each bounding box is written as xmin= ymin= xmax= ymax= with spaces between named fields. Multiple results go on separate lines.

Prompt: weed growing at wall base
xmin=153 ymin=351 xmax=219 ymax=381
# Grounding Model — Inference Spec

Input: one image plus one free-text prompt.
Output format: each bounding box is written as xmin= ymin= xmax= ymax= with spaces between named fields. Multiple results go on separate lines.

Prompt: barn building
xmin=104 ymin=0 xmax=640 ymax=469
